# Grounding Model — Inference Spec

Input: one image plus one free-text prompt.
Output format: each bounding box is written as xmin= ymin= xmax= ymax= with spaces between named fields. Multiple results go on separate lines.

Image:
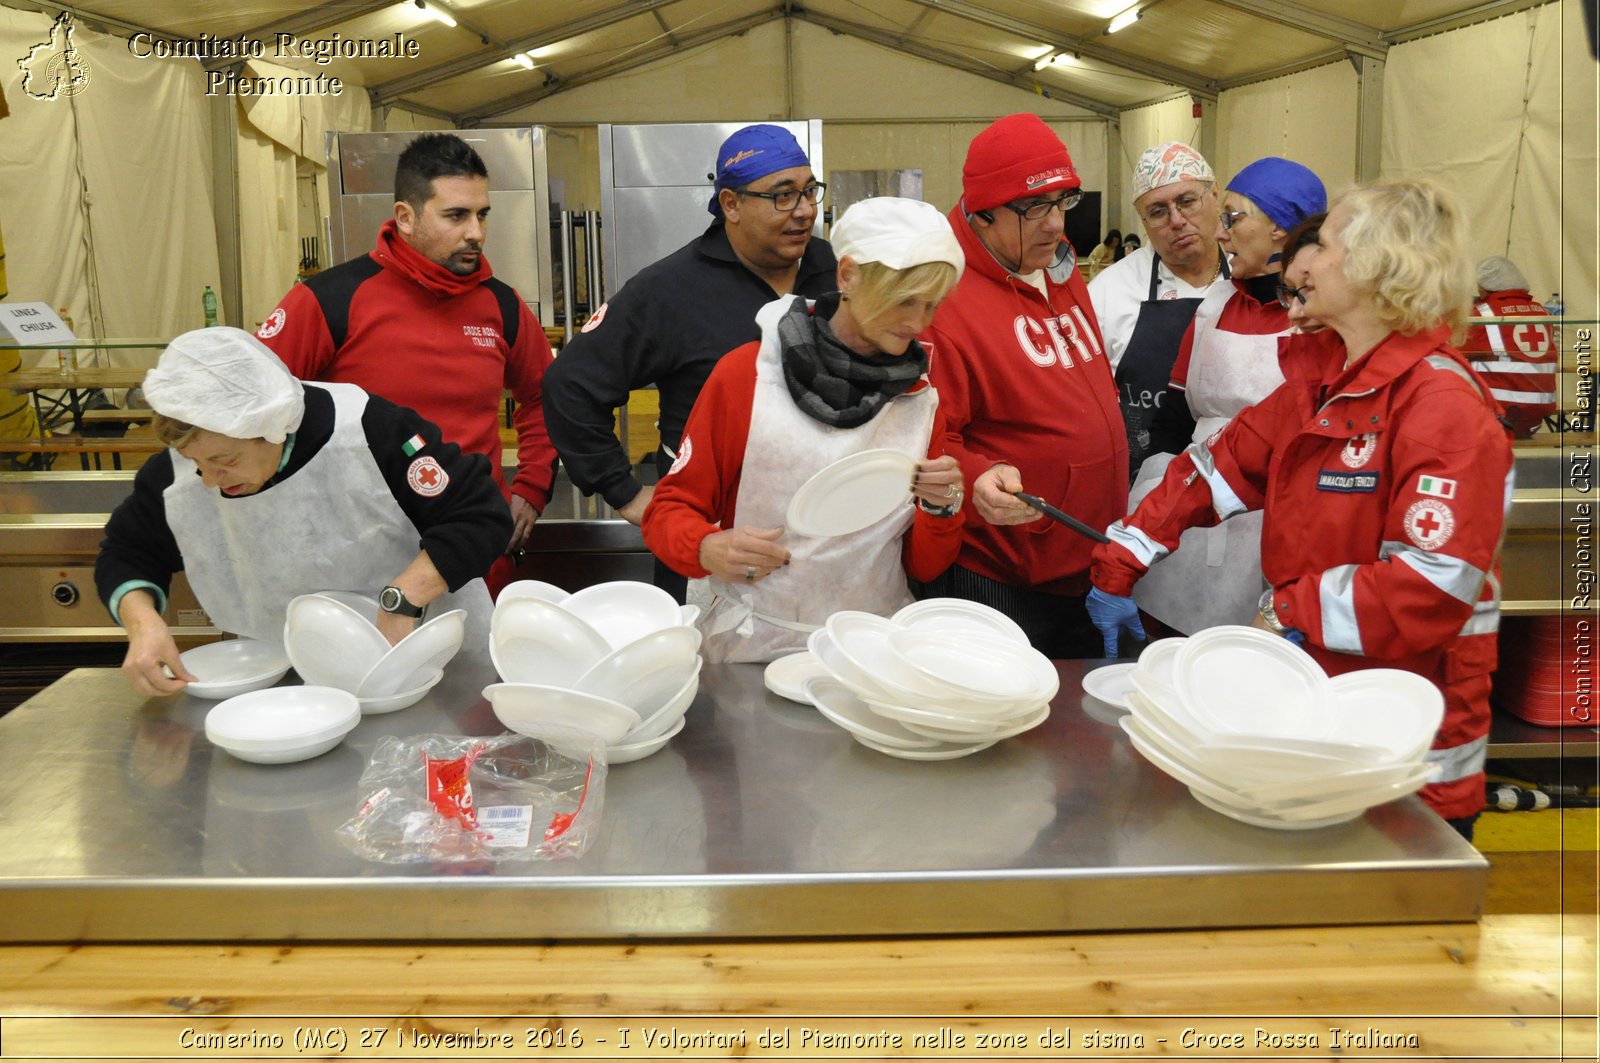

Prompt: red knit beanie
xmin=962 ymin=113 xmax=1080 ymax=214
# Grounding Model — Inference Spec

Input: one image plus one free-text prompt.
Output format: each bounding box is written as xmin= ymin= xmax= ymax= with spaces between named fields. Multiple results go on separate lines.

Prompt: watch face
xmin=380 ymin=587 xmax=401 ymax=611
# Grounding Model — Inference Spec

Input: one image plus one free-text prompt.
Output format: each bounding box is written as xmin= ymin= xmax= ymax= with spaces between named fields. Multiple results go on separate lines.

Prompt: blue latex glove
xmin=1086 ymin=587 xmax=1147 ymax=658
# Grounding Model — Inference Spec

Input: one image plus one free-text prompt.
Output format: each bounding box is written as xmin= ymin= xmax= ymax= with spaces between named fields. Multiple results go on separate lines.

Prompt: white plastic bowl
xmin=483 ymin=682 xmax=641 ymax=744
xmin=490 ymin=596 xmax=610 ymax=687
xmin=891 ymin=598 xmax=1030 ymax=646
xmin=495 ymin=579 xmax=571 ymax=608
xmin=356 ymin=668 xmax=443 ymax=715
xmin=562 ymin=581 xmax=681 ymax=650
xmin=283 ymin=594 xmax=388 ymax=692
xmin=575 ymin=626 xmax=702 ymax=721
xmin=624 ymin=660 xmax=702 ymax=743
xmin=179 ymin=638 xmax=291 ymax=700
xmin=1326 ymin=669 xmax=1445 ymax=761
xmin=357 ymin=609 xmax=466 ymax=697
xmin=606 ymin=716 xmax=687 ymax=764
xmin=803 ymin=675 xmax=942 ymax=750
xmin=205 ymin=685 xmax=360 ymax=764
xmin=1173 ymin=626 xmax=1332 ymax=740
xmin=886 ymin=626 xmax=1060 ymax=706
xmin=823 ymin=611 xmax=977 ymax=710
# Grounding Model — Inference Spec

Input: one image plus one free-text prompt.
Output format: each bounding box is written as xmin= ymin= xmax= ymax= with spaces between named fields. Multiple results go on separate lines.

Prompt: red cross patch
xmin=1510 ymin=323 xmax=1551 ymax=356
xmin=1403 ymin=498 xmax=1455 ymax=550
xmin=580 ymin=302 xmax=609 ymax=333
xmin=257 ymin=308 xmax=286 ymax=339
xmin=1340 ymin=432 xmax=1378 ymax=469
xmin=407 ymin=456 xmax=448 ymax=497
xmin=667 ymin=435 xmax=692 ymax=476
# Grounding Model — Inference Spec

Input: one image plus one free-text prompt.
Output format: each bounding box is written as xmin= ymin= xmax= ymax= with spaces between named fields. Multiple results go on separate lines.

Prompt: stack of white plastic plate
xmin=282 ymin=593 xmax=465 ymax=714
xmin=487 ymin=580 xmax=703 ymax=761
xmin=1096 ymin=626 xmax=1444 ymax=829
xmin=784 ymin=600 xmax=1054 ymax=760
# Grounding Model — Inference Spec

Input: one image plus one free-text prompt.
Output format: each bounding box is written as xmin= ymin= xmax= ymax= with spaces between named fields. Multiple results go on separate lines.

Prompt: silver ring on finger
xmin=944 ymin=482 xmax=958 ymax=498
xmin=745 ymin=565 xmax=758 ymax=582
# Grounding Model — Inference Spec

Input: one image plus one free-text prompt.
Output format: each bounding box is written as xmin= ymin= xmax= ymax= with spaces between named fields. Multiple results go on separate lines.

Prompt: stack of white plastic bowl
xmin=1089 ymin=626 xmax=1444 ymax=829
xmin=282 ymin=592 xmax=464 ymax=713
xmin=486 ymin=580 xmax=702 ymax=762
xmin=769 ymin=599 xmax=1056 ymax=760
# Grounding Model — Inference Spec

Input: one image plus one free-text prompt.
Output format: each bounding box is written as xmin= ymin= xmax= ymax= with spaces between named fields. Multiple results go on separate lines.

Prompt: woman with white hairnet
xmin=641 ymin=197 xmax=966 ymax=663
xmin=95 ymin=327 xmax=511 ymax=696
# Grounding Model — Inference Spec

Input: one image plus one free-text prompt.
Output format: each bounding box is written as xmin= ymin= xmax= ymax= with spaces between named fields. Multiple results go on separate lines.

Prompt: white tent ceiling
xmin=15 ymin=0 xmax=1560 ymax=124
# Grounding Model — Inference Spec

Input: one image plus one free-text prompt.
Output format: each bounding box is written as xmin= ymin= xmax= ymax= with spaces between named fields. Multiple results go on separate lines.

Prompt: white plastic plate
xmin=180 ymin=638 xmax=291 ymax=700
xmin=785 ymin=449 xmax=916 ymax=537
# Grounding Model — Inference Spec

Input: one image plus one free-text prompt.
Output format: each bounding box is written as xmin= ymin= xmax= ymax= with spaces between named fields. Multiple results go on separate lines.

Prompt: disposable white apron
xmin=1127 ymin=302 xmax=1282 ymax=635
xmin=165 ymin=383 xmax=492 ymax=655
xmin=698 ymin=296 xmax=937 ymax=664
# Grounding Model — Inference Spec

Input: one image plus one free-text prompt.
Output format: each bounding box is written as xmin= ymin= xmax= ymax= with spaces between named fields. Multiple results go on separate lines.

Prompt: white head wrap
xmin=1476 ymin=255 xmax=1530 ymax=293
xmin=1131 ymin=141 xmax=1214 ymax=201
xmin=143 ymin=327 xmax=305 ymax=443
xmin=830 ymin=197 xmax=964 ymax=279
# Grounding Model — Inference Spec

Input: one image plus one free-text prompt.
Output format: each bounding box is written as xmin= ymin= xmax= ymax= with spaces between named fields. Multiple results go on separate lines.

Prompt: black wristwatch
xmin=378 ymin=585 xmax=426 ymax=619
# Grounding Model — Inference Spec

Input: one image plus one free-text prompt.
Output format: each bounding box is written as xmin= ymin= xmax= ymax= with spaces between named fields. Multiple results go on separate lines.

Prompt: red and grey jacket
xmin=257 ymin=220 xmax=557 ymax=512
xmin=920 ymin=203 xmax=1128 ymax=595
xmin=1092 ymin=327 xmax=1514 ymax=821
xmin=1461 ymin=289 xmax=1556 ymax=435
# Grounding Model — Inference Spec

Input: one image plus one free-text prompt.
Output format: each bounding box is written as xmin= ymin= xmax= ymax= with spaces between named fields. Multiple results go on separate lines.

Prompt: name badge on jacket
xmin=1317 ymin=470 xmax=1380 ymax=492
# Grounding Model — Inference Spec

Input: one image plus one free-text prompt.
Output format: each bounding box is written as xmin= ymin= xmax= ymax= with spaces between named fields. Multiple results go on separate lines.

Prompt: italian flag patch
xmin=1416 ymin=475 xmax=1457 ymax=499
xmin=401 ymin=433 xmax=426 ymax=457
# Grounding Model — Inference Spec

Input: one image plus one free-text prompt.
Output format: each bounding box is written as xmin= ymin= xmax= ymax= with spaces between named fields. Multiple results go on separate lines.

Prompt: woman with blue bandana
xmin=1116 ymin=157 xmax=1326 ymax=636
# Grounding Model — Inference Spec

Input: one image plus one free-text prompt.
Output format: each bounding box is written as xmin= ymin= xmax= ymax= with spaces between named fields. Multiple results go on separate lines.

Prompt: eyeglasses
xmin=1004 ymin=190 xmax=1083 ymax=221
xmin=1140 ymin=190 xmax=1211 ymax=228
xmin=1219 ymin=209 xmax=1250 ymax=231
xmin=737 ymin=182 xmax=826 ymax=212
xmin=1275 ymin=283 xmax=1307 ymax=309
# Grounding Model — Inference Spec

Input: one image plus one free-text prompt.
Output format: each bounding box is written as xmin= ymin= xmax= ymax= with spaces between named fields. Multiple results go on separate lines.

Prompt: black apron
xmin=1113 ymin=253 xmax=1220 ymax=478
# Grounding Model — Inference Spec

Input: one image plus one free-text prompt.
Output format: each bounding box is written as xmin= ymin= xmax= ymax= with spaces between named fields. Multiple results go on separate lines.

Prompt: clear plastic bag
xmin=336 ymin=732 xmax=605 ymax=863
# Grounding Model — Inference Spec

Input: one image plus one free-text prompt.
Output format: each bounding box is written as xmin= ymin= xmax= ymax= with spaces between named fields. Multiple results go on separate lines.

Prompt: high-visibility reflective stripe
xmin=1423 ymin=354 xmax=1495 ymax=406
xmin=1458 ymin=598 xmax=1500 ymax=637
xmin=1379 ymin=539 xmax=1487 ymax=604
xmin=1426 ymin=735 xmax=1488 ymax=783
xmin=1489 ymin=386 xmax=1559 ymax=403
xmin=1476 ymin=361 xmax=1556 ymax=374
xmin=1318 ymin=564 xmax=1364 ymax=654
xmin=1188 ymin=440 xmax=1248 ymax=520
xmin=1107 ymin=520 xmax=1169 ymax=568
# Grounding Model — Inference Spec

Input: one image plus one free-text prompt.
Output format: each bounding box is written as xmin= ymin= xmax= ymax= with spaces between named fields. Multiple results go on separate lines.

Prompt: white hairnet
xmin=1476 ymin=255 xmax=1530 ymax=293
xmin=143 ymin=327 xmax=305 ymax=443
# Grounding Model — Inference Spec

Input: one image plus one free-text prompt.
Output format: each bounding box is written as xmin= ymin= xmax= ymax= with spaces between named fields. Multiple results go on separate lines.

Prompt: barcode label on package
xmin=477 ymin=804 xmax=534 ymax=848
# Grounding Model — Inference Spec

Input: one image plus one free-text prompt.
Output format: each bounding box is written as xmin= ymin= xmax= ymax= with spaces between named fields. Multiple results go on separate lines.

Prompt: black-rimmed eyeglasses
xmin=1275 ymin=283 xmax=1307 ymax=309
xmin=1003 ymin=190 xmax=1083 ymax=221
xmin=737 ymin=182 xmax=826 ymax=212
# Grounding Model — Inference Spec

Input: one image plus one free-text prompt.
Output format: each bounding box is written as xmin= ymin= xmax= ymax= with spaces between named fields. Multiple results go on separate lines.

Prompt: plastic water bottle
xmin=1546 ymin=291 xmax=1563 ymax=352
xmin=202 ymin=285 xmax=219 ymax=327
xmin=56 ymin=307 xmax=75 ymax=375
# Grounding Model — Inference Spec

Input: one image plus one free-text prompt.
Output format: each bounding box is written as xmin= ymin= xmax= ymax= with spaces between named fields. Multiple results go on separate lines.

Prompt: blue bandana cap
xmin=1226 ymin=157 xmax=1327 ymax=230
xmin=707 ymin=124 xmax=812 ymax=217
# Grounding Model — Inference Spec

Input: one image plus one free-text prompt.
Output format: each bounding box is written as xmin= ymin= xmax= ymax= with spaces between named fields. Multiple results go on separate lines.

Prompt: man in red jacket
xmin=920 ymin=113 xmax=1128 ymax=658
xmin=256 ymin=133 xmax=556 ymax=595
xmin=1461 ymin=255 xmax=1556 ymax=437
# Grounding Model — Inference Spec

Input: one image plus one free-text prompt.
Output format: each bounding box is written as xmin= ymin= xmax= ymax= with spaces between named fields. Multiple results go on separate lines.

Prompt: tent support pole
xmin=209 ymin=91 xmax=242 ymax=330
xmin=1350 ymin=52 xmax=1386 ymax=183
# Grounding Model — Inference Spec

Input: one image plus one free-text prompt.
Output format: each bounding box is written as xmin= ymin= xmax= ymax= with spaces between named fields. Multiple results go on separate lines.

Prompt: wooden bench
xmin=3 ymin=434 xmax=163 ymax=470
xmin=79 ymin=407 xmax=154 ymax=426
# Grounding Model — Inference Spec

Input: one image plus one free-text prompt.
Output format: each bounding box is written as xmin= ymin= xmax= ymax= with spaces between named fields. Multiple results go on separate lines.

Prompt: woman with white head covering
xmin=642 ymin=197 xmax=966 ymax=663
xmin=96 ymin=327 xmax=510 ymax=695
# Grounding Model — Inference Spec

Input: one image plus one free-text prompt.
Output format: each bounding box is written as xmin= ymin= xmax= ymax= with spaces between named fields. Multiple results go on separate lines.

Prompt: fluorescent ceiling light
xmin=513 ymin=52 xmax=534 ymax=69
xmin=412 ymin=0 xmax=457 ymax=28
xmin=1032 ymin=52 xmax=1057 ymax=71
xmin=1033 ymin=51 xmax=1077 ymax=70
xmin=1107 ymin=7 xmax=1140 ymax=34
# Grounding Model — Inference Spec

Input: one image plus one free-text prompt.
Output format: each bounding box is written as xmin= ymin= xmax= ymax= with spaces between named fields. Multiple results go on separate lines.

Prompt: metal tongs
xmin=1013 ymin=491 xmax=1110 ymax=544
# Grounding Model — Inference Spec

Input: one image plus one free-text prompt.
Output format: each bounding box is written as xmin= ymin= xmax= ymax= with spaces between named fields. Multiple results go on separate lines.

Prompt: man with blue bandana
xmin=545 ymin=124 xmax=837 ymax=598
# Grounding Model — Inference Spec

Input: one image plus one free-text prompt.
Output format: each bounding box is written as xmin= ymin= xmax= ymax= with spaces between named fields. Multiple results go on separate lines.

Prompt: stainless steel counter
xmin=0 ymin=657 xmax=1484 ymax=942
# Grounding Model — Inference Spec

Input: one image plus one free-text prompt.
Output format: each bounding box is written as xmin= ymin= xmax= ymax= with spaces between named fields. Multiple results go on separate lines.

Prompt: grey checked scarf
xmin=778 ymin=293 xmax=928 ymax=429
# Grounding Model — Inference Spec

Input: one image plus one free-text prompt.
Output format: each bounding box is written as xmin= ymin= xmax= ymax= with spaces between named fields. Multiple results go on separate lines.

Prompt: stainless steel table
xmin=0 ymin=657 xmax=1484 ymax=941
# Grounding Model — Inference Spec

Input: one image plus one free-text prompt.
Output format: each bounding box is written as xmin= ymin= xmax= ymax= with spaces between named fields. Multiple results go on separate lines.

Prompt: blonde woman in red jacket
xmin=1089 ymin=180 xmax=1514 ymax=839
xmin=643 ymin=198 xmax=966 ymax=664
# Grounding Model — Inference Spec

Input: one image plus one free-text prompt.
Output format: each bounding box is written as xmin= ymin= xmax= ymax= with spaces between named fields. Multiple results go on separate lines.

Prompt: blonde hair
xmin=1330 ymin=179 xmax=1474 ymax=336
xmin=848 ymin=259 xmax=960 ymax=332
xmin=1222 ymin=189 xmax=1267 ymax=223
xmin=151 ymin=413 xmax=200 ymax=448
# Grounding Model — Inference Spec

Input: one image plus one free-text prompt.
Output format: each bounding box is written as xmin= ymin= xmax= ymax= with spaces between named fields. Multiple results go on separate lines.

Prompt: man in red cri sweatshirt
xmin=257 ymin=133 xmax=556 ymax=596
xmin=919 ymin=113 xmax=1129 ymax=658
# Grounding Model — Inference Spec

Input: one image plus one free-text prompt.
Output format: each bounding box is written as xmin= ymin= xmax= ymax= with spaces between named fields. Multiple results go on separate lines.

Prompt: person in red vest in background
xmin=1461 ymin=256 xmax=1557 ymax=437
